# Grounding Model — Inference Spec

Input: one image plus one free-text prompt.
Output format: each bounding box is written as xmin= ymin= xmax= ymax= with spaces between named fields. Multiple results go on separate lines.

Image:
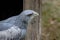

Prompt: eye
xmin=27 ymin=14 xmax=33 ymax=16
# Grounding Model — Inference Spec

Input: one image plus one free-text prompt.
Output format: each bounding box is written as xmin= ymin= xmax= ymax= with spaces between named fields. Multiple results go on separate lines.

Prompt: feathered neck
xmin=14 ymin=14 xmax=28 ymax=29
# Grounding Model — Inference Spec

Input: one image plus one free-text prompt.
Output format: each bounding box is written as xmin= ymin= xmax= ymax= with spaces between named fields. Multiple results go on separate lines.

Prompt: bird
xmin=0 ymin=10 xmax=39 ymax=40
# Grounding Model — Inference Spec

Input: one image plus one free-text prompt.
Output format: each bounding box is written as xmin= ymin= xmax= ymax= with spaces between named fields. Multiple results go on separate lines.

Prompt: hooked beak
xmin=33 ymin=12 xmax=39 ymax=16
xmin=28 ymin=12 xmax=39 ymax=23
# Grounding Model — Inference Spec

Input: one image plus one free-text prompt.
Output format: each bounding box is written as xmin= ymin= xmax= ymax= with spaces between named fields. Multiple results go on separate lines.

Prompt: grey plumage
xmin=0 ymin=10 xmax=39 ymax=40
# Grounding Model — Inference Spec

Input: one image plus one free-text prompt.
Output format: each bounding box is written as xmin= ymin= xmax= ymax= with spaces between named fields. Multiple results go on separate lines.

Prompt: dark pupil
xmin=27 ymin=14 xmax=32 ymax=16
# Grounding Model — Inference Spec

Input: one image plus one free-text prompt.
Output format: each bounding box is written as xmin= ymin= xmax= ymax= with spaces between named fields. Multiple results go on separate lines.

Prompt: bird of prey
xmin=0 ymin=10 xmax=39 ymax=40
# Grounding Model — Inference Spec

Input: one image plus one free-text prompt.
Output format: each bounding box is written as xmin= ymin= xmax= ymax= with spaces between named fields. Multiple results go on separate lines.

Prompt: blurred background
xmin=42 ymin=0 xmax=60 ymax=40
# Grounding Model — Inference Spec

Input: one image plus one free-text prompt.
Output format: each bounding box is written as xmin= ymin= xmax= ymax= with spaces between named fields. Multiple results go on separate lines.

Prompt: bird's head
xmin=19 ymin=10 xmax=39 ymax=23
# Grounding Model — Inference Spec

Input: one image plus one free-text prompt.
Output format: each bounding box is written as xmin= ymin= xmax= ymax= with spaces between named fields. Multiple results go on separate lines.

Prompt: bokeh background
xmin=42 ymin=0 xmax=60 ymax=40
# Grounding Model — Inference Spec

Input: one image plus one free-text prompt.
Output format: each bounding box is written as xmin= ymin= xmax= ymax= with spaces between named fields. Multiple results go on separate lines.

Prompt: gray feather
xmin=0 ymin=10 xmax=38 ymax=40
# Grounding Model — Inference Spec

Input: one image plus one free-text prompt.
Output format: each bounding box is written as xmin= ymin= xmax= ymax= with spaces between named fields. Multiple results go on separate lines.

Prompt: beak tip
xmin=35 ymin=13 xmax=39 ymax=16
xmin=37 ymin=13 xmax=39 ymax=16
xmin=33 ymin=11 xmax=39 ymax=16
